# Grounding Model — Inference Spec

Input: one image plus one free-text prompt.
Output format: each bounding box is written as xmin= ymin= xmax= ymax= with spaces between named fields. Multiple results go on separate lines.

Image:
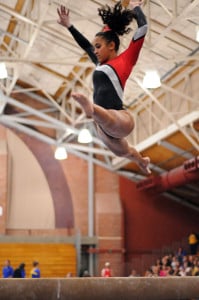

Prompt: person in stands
xmin=101 ymin=262 xmax=112 ymax=277
xmin=188 ymin=231 xmax=198 ymax=255
xmin=30 ymin=261 xmax=41 ymax=278
xmin=2 ymin=259 xmax=14 ymax=278
xmin=13 ymin=263 xmax=26 ymax=278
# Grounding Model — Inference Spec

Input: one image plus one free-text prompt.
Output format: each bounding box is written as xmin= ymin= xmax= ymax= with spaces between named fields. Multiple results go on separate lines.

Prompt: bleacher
xmin=0 ymin=243 xmax=77 ymax=278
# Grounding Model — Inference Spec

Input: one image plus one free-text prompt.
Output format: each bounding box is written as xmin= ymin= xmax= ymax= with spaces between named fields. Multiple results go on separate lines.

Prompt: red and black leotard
xmin=68 ymin=6 xmax=147 ymax=110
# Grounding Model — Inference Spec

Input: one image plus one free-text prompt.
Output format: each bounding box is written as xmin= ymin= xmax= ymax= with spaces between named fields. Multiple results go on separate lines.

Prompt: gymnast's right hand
xmin=129 ymin=0 xmax=144 ymax=9
xmin=57 ymin=5 xmax=71 ymax=28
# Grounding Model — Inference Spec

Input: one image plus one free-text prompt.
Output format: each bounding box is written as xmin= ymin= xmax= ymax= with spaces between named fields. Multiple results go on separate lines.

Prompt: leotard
xmin=68 ymin=6 xmax=147 ymax=110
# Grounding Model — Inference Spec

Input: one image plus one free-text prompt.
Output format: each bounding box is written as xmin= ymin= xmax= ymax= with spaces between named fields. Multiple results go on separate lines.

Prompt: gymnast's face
xmin=93 ymin=36 xmax=116 ymax=64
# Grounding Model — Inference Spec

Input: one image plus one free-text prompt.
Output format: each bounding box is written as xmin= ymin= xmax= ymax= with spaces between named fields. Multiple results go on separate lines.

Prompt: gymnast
xmin=57 ymin=0 xmax=151 ymax=175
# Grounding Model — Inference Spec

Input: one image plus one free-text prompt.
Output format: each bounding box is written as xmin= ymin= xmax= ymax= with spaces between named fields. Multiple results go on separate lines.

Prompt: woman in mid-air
xmin=57 ymin=0 xmax=151 ymax=175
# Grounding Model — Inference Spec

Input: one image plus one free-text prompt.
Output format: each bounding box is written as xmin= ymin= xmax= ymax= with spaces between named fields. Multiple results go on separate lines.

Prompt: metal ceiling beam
xmin=1 ymin=0 xmax=199 ymax=218
xmin=159 ymin=141 xmax=194 ymax=159
xmin=0 ymin=114 xmax=115 ymax=159
xmin=0 ymin=92 xmax=108 ymax=148
xmin=0 ymin=113 xmax=142 ymax=181
xmin=150 ymin=0 xmax=199 ymax=47
xmin=134 ymin=78 xmax=199 ymax=152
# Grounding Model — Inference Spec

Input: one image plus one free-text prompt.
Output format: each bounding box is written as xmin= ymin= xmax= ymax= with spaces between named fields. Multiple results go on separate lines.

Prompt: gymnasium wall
xmin=0 ymin=124 xmax=124 ymax=276
xmin=120 ymin=176 xmax=199 ymax=274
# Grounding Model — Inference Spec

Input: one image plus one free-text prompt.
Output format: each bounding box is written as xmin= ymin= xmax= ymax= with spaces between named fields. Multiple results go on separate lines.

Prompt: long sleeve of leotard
xmin=132 ymin=5 xmax=147 ymax=41
xmin=68 ymin=25 xmax=98 ymax=65
xmin=133 ymin=6 xmax=147 ymax=28
xmin=106 ymin=6 xmax=148 ymax=89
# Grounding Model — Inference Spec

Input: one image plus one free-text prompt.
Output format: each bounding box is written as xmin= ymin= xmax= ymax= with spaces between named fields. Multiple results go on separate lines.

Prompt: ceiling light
xmin=143 ymin=70 xmax=161 ymax=89
xmin=78 ymin=128 xmax=93 ymax=143
xmin=0 ymin=63 xmax=8 ymax=79
xmin=54 ymin=146 xmax=68 ymax=160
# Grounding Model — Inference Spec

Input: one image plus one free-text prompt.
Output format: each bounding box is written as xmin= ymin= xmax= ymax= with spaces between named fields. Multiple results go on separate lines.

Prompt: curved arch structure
xmin=16 ymin=131 xmax=74 ymax=228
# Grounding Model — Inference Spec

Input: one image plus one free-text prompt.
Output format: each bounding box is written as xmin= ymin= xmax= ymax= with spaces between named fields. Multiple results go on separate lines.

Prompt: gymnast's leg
xmin=72 ymin=92 xmax=151 ymax=174
xmin=71 ymin=92 xmax=134 ymax=138
xmin=96 ymin=126 xmax=151 ymax=175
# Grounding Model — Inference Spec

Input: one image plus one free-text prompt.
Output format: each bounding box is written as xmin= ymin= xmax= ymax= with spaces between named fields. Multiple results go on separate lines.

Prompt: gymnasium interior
xmin=0 ymin=0 xmax=198 ymax=299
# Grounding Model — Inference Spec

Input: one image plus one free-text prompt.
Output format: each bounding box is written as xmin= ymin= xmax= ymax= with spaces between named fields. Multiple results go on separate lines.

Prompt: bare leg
xmin=72 ymin=92 xmax=134 ymax=138
xmin=72 ymin=92 xmax=151 ymax=175
xmin=72 ymin=93 xmax=94 ymax=117
xmin=97 ymin=126 xmax=151 ymax=175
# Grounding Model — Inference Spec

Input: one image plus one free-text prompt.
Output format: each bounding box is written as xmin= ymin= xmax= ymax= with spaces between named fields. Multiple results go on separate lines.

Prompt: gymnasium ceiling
xmin=0 ymin=0 xmax=199 ymax=210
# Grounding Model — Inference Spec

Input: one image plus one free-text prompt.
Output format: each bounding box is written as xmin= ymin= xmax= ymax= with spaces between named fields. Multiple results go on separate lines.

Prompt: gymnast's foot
xmin=71 ymin=92 xmax=94 ymax=117
xmin=138 ymin=157 xmax=151 ymax=175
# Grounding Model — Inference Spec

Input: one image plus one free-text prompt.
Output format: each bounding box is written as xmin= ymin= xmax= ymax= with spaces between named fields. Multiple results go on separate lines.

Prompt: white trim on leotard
xmin=96 ymin=64 xmax=123 ymax=100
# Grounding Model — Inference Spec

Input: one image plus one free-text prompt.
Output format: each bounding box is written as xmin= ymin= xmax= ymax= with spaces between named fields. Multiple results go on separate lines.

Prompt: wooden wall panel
xmin=0 ymin=243 xmax=77 ymax=278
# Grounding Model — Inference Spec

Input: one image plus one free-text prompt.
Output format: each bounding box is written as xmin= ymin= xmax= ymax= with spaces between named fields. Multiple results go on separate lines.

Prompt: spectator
xmin=101 ymin=262 xmax=112 ymax=277
xmin=176 ymin=247 xmax=187 ymax=265
xmin=167 ymin=265 xmax=174 ymax=276
xmin=128 ymin=269 xmax=139 ymax=277
xmin=82 ymin=270 xmax=91 ymax=277
xmin=13 ymin=263 xmax=26 ymax=278
xmin=192 ymin=257 xmax=199 ymax=276
xmin=145 ymin=246 xmax=199 ymax=278
xmin=151 ymin=265 xmax=159 ymax=277
xmin=144 ymin=268 xmax=153 ymax=277
xmin=173 ymin=264 xmax=181 ymax=276
xmin=188 ymin=231 xmax=198 ymax=255
xmin=159 ymin=265 xmax=168 ymax=277
xmin=66 ymin=272 xmax=73 ymax=277
xmin=2 ymin=259 xmax=14 ymax=278
xmin=30 ymin=261 xmax=41 ymax=278
xmin=171 ymin=255 xmax=179 ymax=271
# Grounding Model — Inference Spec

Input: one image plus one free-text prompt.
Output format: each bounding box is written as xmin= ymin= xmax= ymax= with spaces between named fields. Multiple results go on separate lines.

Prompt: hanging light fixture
xmin=54 ymin=146 xmax=68 ymax=160
xmin=78 ymin=128 xmax=93 ymax=143
xmin=0 ymin=63 xmax=8 ymax=79
xmin=0 ymin=205 xmax=3 ymax=216
xmin=143 ymin=70 xmax=161 ymax=89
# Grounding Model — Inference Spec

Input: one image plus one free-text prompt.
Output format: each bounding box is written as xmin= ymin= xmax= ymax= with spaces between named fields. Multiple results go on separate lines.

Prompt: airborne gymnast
xmin=57 ymin=1 xmax=151 ymax=175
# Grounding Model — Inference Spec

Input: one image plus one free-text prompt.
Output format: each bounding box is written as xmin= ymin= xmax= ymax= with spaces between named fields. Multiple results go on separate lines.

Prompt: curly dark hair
xmin=98 ymin=1 xmax=135 ymax=36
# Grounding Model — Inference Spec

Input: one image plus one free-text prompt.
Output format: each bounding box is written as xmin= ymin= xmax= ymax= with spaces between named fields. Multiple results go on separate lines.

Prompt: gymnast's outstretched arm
xmin=57 ymin=5 xmax=98 ymax=64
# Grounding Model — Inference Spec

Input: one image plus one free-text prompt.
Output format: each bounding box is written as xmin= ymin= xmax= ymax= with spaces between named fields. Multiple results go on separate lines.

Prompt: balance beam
xmin=1 ymin=277 xmax=199 ymax=300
